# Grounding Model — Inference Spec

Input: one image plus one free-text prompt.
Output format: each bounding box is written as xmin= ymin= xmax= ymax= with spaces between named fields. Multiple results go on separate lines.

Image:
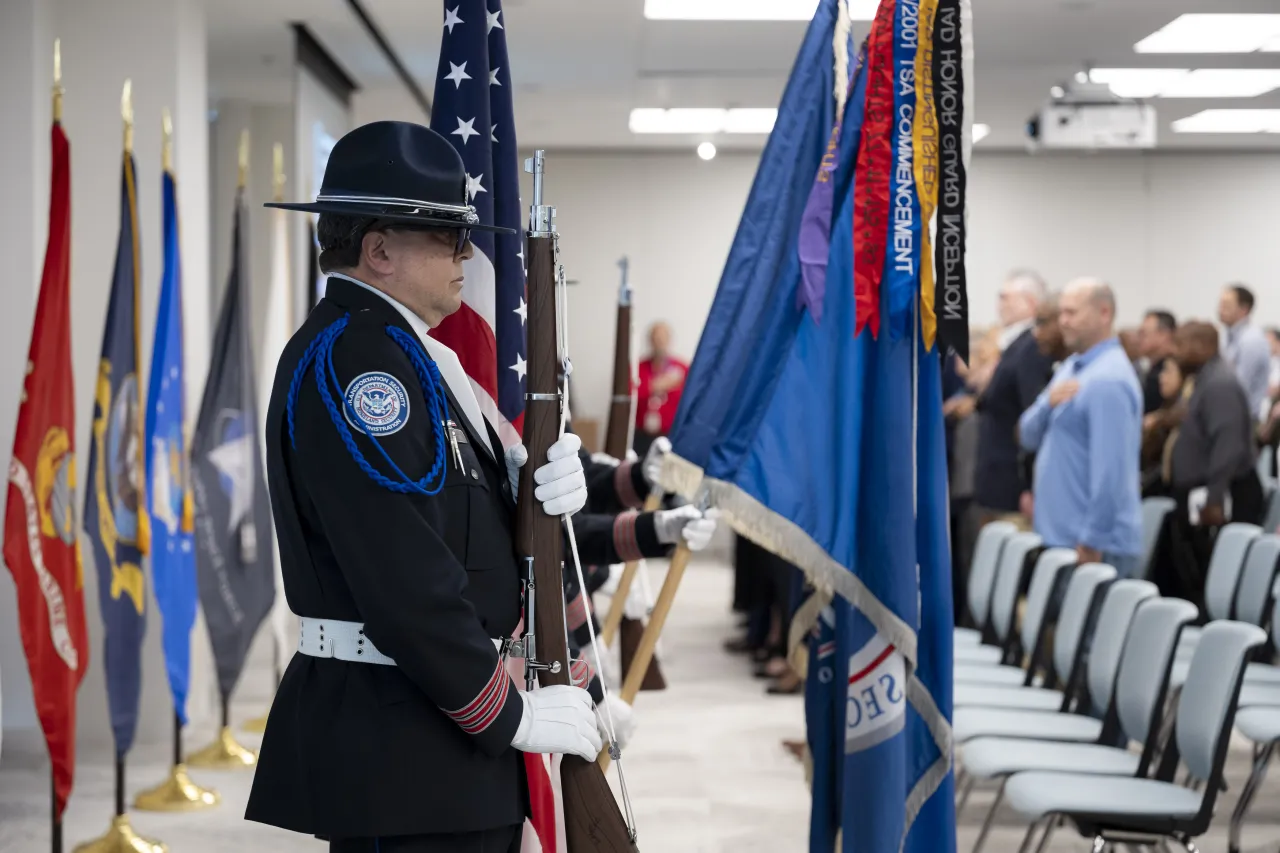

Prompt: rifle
xmin=599 ymin=257 xmax=665 ymax=691
xmin=517 ymin=151 xmax=639 ymax=852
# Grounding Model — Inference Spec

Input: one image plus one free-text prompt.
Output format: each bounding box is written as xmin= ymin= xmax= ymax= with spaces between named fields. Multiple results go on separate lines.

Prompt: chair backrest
xmin=1234 ymin=534 xmax=1280 ymax=627
xmin=1203 ymin=523 xmax=1262 ymax=621
xmin=1114 ymin=598 xmax=1199 ymax=747
xmin=1139 ymin=497 xmax=1175 ymax=579
xmin=990 ymin=532 xmax=1044 ymax=641
xmin=1052 ymin=562 xmax=1118 ymax=686
xmin=1259 ymin=445 xmax=1275 ymax=488
xmin=1271 ymin=575 xmax=1280 ymax=654
xmin=1019 ymin=548 xmax=1079 ymax=653
xmin=967 ymin=521 xmax=1017 ymax=626
xmin=1085 ymin=579 xmax=1158 ymax=713
xmin=1265 ymin=489 xmax=1280 ymax=536
xmin=1175 ymin=620 xmax=1267 ymax=783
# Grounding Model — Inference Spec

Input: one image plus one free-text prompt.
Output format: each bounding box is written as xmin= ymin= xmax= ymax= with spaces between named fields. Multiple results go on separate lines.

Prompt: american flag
xmin=431 ymin=0 xmax=526 ymax=449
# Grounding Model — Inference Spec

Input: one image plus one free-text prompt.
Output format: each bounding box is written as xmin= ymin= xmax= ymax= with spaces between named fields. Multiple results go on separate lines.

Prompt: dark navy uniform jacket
xmin=246 ymin=279 xmax=527 ymax=839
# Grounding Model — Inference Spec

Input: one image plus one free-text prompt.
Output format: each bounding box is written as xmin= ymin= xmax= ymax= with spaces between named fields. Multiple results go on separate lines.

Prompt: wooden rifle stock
xmin=601 ymin=258 xmax=665 ymax=691
xmin=518 ymin=154 xmax=638 ymax=852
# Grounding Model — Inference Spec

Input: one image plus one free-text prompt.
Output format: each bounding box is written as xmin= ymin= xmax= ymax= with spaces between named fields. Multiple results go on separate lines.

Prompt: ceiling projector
xmin=1026 ymin=80 xmax=1157 ymax=150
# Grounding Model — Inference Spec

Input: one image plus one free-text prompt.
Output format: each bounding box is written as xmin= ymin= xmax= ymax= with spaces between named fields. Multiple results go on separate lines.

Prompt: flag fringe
xmin=656 ymin=451 xmax=706 ymax=503
xmin=902 ymin=674 xmax=954 ymax=850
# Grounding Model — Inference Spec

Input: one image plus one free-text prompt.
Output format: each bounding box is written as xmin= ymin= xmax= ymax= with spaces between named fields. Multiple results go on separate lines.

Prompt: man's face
xmin=1138 ymin=315 xmax=1168 ymax=359
xmin=377 ymin=228 xmax=473 ymax=326
xmin=1033 ymin=306 xmax=1063 ymax=358
xmin=1058 ymin=289 xmax=1101 ymax=354
xmin=998 ymin=284 xmax=1034 ymax=327
xmin=1174 ymin=326 xmax=1210 ymax=372
xmin=1218 ymin=289 xmax=1243 ymax=327
xmin=649 ymin=323 xmax=671 ymax=357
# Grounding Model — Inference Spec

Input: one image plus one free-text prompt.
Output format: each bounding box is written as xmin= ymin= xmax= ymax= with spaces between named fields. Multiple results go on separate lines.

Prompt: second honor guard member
xmin=245 ymin=121 xmax=602 ymax=852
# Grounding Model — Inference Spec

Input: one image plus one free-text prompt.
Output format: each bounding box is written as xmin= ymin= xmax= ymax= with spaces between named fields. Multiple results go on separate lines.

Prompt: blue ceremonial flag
xmin=85 ymin=149 xmax=150 ymax=757
xmin=145 ymin=169 xmax=198 ymax=726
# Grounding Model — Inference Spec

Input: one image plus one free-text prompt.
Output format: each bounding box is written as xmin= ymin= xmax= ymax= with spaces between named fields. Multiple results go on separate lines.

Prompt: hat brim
xmin=264 ymin=200 xmax=516 ymax=235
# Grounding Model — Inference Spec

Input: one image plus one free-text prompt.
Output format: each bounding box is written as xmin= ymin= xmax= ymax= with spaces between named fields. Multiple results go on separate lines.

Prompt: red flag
xmin=3 ymin=121 xmax=88 ymax=817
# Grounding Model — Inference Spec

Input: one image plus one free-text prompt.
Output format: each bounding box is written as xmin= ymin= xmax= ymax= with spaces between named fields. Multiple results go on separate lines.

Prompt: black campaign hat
xmin=265 ymin=120 xmax=514 ymax=234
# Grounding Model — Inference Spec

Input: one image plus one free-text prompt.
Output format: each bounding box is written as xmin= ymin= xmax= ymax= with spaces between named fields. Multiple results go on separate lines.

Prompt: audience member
xmin=1218 ymin=284 xmax=1271 ymax=422
xmin=1138 ymin=310 xmax=1178 ymax=415
xmin=973 ymin=270 xmax=1053 ymax=525
xmin=635 ymin=321 xmax=689 ymax=457
xmin=1019 ymin=278 xmax=1143 ymax=575
xmin=1165 ymin=321 xmax=1265 ymax=605
xmin=1141 ymin=358 xmax=1187 ymax=498
xmin=1267 ymin=326 xmax=1280 ymax=401
xmin=1033 ymin=294 xmax=1068 ymax=364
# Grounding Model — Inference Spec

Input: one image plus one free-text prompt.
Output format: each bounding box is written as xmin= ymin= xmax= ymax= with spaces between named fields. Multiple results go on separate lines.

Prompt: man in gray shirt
xmin=1218 ymin=283 xmax=1271 ymax=422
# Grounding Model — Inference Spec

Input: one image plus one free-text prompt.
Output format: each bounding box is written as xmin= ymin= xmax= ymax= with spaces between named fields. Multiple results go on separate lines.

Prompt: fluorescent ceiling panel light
xmin=1134 ymin=14 xmax=1280 ymax=54
xmin=724 ymin=108 xmax=778 ymax=134
xmin=972 ymin=123 xmax=990 ymax=143
xmin=644 ymin=0 xmax=876 ymax=21
xmin=1089 ymin=68 xmax=1190 ymax=99
xmin=1171 ymin=109 xmax=1280 ymax=133
xmin=629 ymin=108 xmax=727 ymax=134
xmin=1162 ymin=69 xmax=1280 ymax=98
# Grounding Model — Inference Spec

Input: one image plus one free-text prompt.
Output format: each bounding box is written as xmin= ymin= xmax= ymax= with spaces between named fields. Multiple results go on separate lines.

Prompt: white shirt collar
xmin=998 ymin=318 xmax=1034 ymax=352
xmin=328 ymin=273 xmax=494 ymax=458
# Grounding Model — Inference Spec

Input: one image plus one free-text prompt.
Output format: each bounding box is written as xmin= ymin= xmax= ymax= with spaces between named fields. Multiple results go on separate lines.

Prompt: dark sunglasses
xmin=373 ymin=222 xmax=471 ymax=256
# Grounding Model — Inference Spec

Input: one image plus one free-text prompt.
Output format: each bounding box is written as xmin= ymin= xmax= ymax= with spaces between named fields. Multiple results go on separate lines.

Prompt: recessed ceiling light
xmin=1135 ymin=14 xmax=1280 ymax=54
xmin=697 ymin=142 xmax=718 ymax=160
xmin=628 ymin=108 xmax=779 ymax=134
xmin=1171 ymin=109 xmax=1280 ymax=133
xmin=1088 ymin=68 xmax=1280 ymax=98
xmin=1089 ymin=68 xmax=1191 ymax=99
xmin=972 ymin=123 xmax=991 ymax=143
xmin=644 ymin=0 xmax=876 ymax=21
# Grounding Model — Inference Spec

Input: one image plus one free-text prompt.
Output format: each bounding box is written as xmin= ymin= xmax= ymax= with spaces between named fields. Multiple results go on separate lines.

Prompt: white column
xmin=0 ymin=0 xmax=53 ymax=742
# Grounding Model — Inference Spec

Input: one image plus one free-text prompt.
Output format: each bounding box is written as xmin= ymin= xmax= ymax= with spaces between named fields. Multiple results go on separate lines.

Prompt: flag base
xmin=185 ymin=727 xmax=257 ymax=769
xmin=132 ymin=764 xmax=220 ymax=812
xmin=71 ymin=816 xmax=167 ymax=853
xmin=240 ymin=712 xmax=269 ymax=733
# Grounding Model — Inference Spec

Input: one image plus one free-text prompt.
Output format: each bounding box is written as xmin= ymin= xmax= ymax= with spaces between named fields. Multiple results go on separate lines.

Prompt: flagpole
xmin=51 ymin=43 xmax=62 ymax=853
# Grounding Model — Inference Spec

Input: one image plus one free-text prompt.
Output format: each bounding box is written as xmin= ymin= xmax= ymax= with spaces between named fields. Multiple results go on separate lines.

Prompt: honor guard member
xmin=246 ymin=121 xmax=603 ymax=853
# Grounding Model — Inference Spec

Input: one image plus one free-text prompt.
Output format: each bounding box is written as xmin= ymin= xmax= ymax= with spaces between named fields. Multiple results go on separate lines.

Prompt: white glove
xmin=625 ymin=449 xmax=639 ymax=463
xmin=590 ymin=452 xmax=621 ymax=468
xmin=510 ymin=685 xmax=602 ymax=761
xmin=505 ymin=434 xmax=588 ymax=516
xmin=623 ymin=563 xmax=650 ymax=621
xmin=654 ymin=506 xmax=719 ymax=551
xmin=642 ymin=436 xmax=671 ymax=487
xmin=595 ymin=693 xmax=636 ymax=753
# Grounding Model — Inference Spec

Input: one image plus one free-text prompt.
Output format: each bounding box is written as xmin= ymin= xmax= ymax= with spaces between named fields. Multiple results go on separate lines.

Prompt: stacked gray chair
xmin=955 ymin=548 xmax=1076 ymax=687
xmin=1002 ymin=620 xmax=1268 ymax=853
xmin=1175 ymin=523 xmax=1262 ymax=657
xmin=956 ymin=521 xmax=1018 ymax=647
xmin=955 ymin=578 xmax=1156 ymax=713
xmin=953 ymin=563 xmax=1116 ymax=745
xmin=956 ymin=531 xmax=1043 ymax=666
xmin=1139 ymin=496 xmax=1175 ymax=580
xmin=1228 ymin=574 xmax=1280 ymax=853
xmin=959 ymin=596 xmax=1197 ymax=853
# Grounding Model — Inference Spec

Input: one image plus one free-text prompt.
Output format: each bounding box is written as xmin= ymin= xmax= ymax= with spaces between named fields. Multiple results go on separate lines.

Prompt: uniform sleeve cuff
xmin=442 ymin=661 xmax=524 ymax=757
xmin=635 ymin=512 xmax=663 ymax=558
xmin=566 ymin=590 xmax=590 ymax=631
xmin=615 ymin=461 xmax=645 ymax=509
xmin=612 ymin=511 xmax=644 ymax=562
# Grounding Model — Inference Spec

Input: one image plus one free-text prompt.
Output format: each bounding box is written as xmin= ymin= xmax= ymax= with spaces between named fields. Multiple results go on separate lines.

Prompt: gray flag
xmin=191 ymin=193 xmax=276 ymax=700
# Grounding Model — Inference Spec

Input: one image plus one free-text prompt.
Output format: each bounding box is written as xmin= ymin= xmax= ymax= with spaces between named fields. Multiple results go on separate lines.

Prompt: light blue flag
xmin=145 ymin=170 xmax=197 ymax=725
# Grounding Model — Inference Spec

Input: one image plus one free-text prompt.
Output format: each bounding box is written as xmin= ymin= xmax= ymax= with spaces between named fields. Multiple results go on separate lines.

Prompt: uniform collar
xmin=327 ymin=273 xmax=433 ymax=340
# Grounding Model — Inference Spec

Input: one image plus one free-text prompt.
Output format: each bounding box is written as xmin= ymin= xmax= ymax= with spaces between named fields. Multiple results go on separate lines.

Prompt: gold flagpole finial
xmin=121 ymin=79 xmax=134 ymax=153
xmin=162 ymin=108 xmax=173 ymax=173
xmin=272 ymin=142 xmax=285 ymax=203
xmin=237 ymin=129 xmax=249 ymax=190
xmin=52 ymin=39 xmax=63 ymax=123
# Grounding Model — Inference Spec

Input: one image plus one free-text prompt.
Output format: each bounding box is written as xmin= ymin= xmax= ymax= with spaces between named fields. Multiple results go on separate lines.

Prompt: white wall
xmin=529 ymin=149 xmax=1280 ymax=426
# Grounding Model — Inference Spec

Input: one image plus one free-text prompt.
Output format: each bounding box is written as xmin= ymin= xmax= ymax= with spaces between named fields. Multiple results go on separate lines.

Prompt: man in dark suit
xmin=973 ymin=270 xmax=1055 ymax=523
xmin=1138 ymin=309 xmax=1178 ymax=415
xmin=247 ymin=122 xmax=604 ymax=852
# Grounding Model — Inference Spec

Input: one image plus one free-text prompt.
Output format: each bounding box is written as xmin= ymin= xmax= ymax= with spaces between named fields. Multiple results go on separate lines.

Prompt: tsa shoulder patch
xmin=344 ymin=371 xmax=411 ymax=436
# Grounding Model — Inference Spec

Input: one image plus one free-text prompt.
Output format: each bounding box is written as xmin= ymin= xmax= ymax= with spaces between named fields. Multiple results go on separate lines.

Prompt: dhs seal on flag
xmin=344 ymin=372 xmax=410 ymax=436
xmin=845 ymin=634 xmax=906 ymax=754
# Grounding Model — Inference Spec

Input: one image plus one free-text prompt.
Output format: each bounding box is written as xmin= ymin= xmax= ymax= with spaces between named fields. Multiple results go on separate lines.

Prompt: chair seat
xmin=955 ymin=665 xmax=1027 ymax=686
xmin=961 ymin=737 xmax=1140 ymax=780
xmin=955 ymin=628 xmax=981 ymax=646
xmin=1235 ymin=706 xmax=1280 ymax=743
xmin=954 ymin=644 xmax=1003 ymax=665
xmin=1170 ymin=658 xmax=1280 ymax=689
xmin=1174 ymin=627 xmax=1202 ymax=659
xmin=954 ymin=708 xmax=1102 ymax=744
xmin=1005 ymin=772 xmax=1202 ymax=822
xmin=1237 ymin=683 xmax=1280 ymax=708
xmin=954 ymin=684 xmax=1063 ymax=711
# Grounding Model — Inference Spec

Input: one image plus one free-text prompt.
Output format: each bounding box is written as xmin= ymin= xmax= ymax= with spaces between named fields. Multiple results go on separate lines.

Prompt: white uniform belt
xmin=296 ymin=618 xmax=503 ymax=666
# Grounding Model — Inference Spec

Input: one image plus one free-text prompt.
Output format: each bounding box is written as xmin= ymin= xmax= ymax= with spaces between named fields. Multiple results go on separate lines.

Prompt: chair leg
xmin=1015 ymin=819 xmax=1043 ymax=853
xmin=971 ymin=779 xmax=1005 ymax=853
xmin=1033 ymin=817 xmax=1059 ymax=853
xmin=1228 ymin=741 xmax=1276 ymax=853
xmin=956 ymin=774 xmax=977 ymax=816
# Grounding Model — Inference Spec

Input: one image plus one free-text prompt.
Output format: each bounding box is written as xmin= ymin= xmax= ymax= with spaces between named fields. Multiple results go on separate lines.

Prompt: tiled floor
xmin=4 ymin=558 xmax=1280 ymax=852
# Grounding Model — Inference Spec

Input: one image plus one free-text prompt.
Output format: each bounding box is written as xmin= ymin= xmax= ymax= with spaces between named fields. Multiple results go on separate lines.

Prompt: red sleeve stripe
xmin=570 ymin=657 xmax=595 ymax=687
xmin=613 ymin=511 xmax=643 ymax=563
xmin=445 ymin=662 xmax=512 ymax=734
xmin=615 ymin=461 xmax=643 ymax=509
xmin=566 ymin=591 xmax=589 ymax=630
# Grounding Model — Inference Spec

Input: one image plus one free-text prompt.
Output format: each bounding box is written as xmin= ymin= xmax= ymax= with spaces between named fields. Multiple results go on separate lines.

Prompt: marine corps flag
xmin=191 ymin=191 xmax=275 ymax=703
xmin=84 ymin=142 xmax=151 ymax=761
xmin=3 ymin=115 xmax=88 ymax=817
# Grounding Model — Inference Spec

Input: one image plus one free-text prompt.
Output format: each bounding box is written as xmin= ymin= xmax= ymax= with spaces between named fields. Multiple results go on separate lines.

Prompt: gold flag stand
xmin=134 ymin=712 xmax=220 ymax=811
xmin=188 ymin=696 xmax=257 ymax=769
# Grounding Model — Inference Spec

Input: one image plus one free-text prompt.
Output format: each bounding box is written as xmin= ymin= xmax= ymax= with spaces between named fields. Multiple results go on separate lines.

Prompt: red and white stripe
xmin=612 ymin=511 xmax=643 ymax=563
xmin=569 ymin=656 xmax=595 ymax=688
xmin=565 ymin=591 xmax=590 ymax=631
xmin=613 ymin=461 xmax=643 ymax=509
xmin=444 ymin=661 xmax=511 ymax=735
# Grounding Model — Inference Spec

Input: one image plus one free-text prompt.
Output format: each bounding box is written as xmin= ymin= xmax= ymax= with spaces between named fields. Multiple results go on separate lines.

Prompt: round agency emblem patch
xmin=344 ymin=372 xmax=410 ymax=436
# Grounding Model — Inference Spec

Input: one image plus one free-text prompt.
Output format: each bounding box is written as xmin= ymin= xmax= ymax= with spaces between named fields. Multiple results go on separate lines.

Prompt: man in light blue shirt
xmin=1020 ymin=278 xmax=1144 ymax=575
xmin=1219 ymin=283 xmax=1272 ymax=422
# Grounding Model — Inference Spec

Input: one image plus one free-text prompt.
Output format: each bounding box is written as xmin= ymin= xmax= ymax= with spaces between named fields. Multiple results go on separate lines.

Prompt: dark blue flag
xmin=145 ymin=169 xmax=198 ymax=725
xmin=85 ymin=151 xmax=150 ymax=757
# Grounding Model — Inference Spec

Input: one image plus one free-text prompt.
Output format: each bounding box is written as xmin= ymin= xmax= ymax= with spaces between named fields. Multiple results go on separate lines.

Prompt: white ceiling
xmin=206 ymin=0 xmax=1280 ymax=151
